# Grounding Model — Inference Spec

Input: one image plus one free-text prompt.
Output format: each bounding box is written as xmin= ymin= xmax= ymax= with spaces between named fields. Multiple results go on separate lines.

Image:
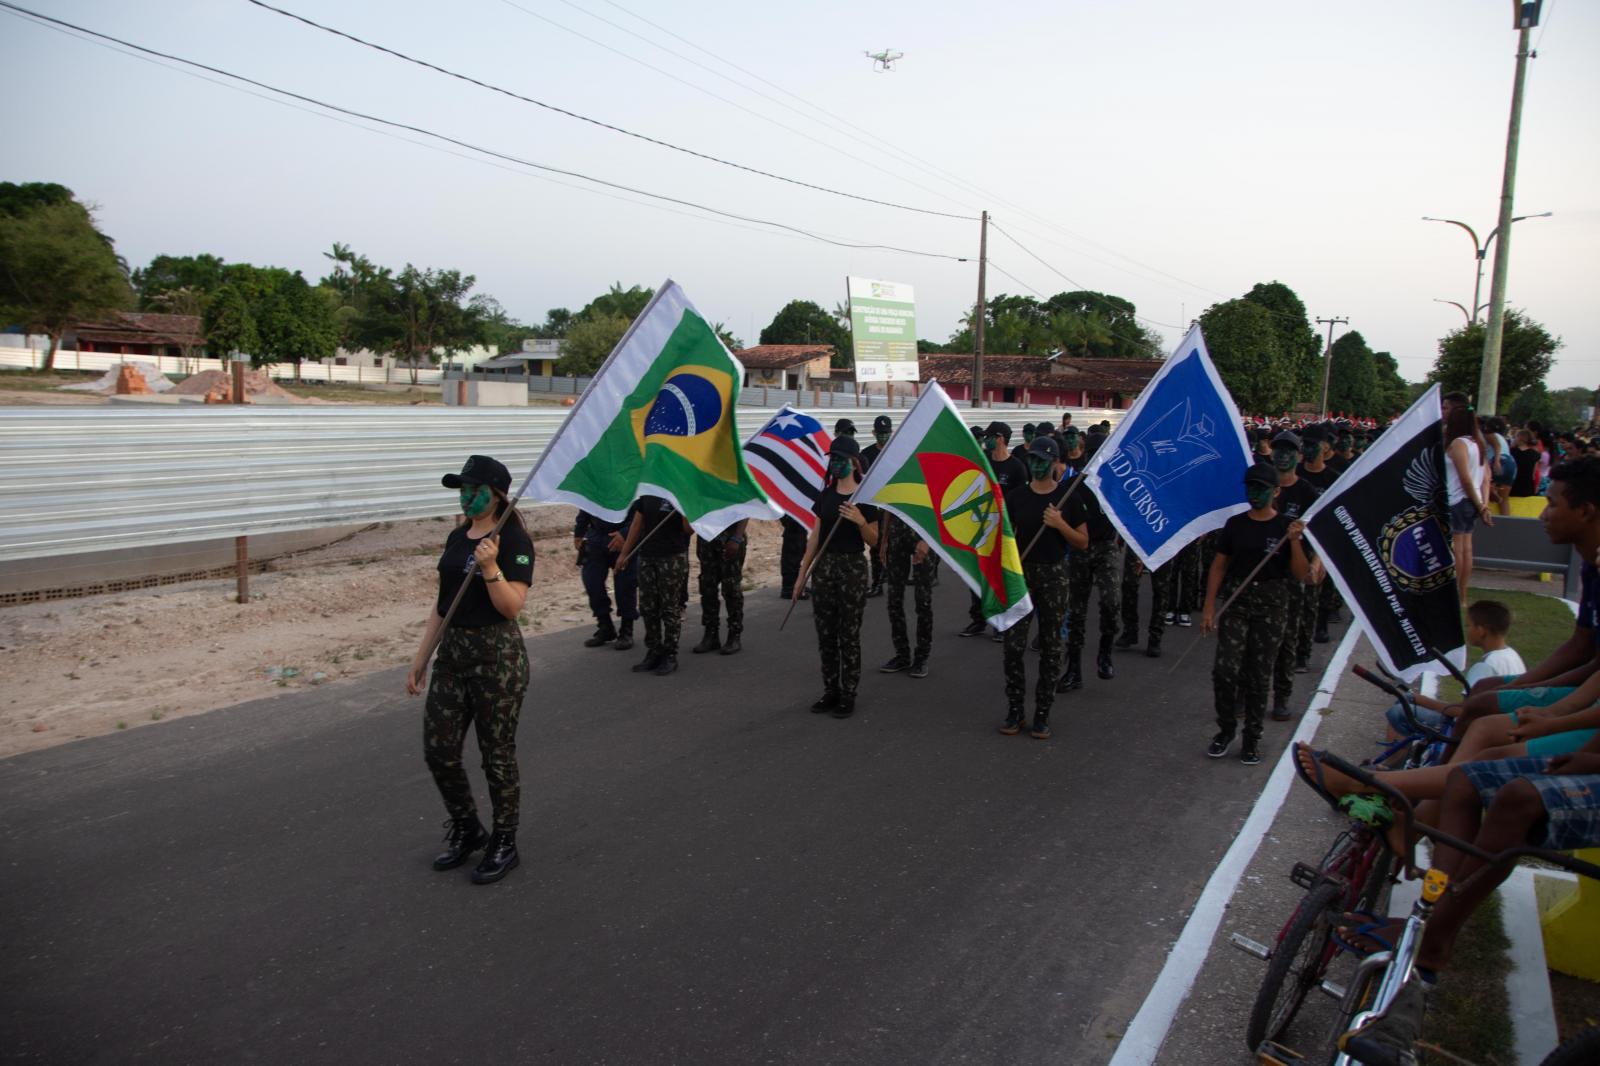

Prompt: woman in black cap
xmin=795 ymin=435 xmax=879 ymax=718
xmin=406 ymin=454 xmax=534 ymax=884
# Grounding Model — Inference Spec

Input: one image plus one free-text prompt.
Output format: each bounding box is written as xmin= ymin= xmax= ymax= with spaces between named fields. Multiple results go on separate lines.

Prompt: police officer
xmin=408 ymin=455 xmax=533 ymax=885
xmin=1000 ymin=436 xmax=1088 ymax=738
xmin=692 ymin=519 xmax=748 ymax=656
xmin=616 ymin=494 xmax=691 ymax=676
xmin=1060 ymin=431 xmax=1122 ymax=689
xmin=574 ymin=509 xmax=638 ymax=651
xmin=1201 ymin=463 xmax=1310 ymax=765
xmin=861 ymin=414 xmax=893 ymax=598
xmin=1269 ymin=431 xmax=1320 ymax=714
xmin=797 ymin=435 xmax=878 ymax=718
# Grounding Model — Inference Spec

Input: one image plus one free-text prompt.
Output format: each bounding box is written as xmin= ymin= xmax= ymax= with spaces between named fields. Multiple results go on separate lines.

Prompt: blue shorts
xmin=1527 ymin=728 xmax=1600 ymax=759
xmin=1457 ymin=757 xmax=1600 ymax=851
xmin=1494 ymin=686 xmax=1578 ymax=715
xmin=1385 ymin=701 xmax=1452 ymax=736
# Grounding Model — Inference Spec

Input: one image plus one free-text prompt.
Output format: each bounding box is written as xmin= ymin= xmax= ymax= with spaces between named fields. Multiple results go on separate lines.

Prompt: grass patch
xmin=0 ymin=368 xmax=102 ymax=391
xmin=1437 ymin=584 xmax=1573 ymax=703
xmin=276 ymin=382 xmax=442 ymax=405
xmin=1419 ymin=893 xmax=1514 ymax=1065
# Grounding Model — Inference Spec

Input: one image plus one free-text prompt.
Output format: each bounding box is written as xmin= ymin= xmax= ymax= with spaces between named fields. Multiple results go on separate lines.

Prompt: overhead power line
xmin=0 ymin=1 xmax=970 ymax=264
xmin=242 ymin=0 xmax=975 ymax=222
xmin=987 ymin=221 xmax=1184 ymax=331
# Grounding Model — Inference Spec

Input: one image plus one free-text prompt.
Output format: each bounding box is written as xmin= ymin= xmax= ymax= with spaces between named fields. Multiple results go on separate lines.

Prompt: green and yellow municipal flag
xmin=525 ymin=279 xmax=780 ymax=536
xmin=853 ymin=382 xmax=1032 ymax=630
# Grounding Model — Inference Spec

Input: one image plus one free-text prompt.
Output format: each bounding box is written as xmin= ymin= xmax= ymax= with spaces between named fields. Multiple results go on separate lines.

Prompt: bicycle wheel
xmin=1354 ymin=846 xmax=1394 ymax=914
xmin=1245 ymin=880 xmax=1343 ymax=1052
xmin=1539 ymin=1025 xmax=1600 ymax=1066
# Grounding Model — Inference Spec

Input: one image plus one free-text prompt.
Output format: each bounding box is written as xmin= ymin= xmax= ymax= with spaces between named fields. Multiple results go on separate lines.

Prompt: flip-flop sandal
xmin=1332 ymin=912 xmax=1408 ymax=956
xmin=1291 ymin=743 xmax=1343 ymax=811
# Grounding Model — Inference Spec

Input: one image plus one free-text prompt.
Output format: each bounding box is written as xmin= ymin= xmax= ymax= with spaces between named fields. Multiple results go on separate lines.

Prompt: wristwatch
xmin=484 ymin=571 xmax=505 ymax=583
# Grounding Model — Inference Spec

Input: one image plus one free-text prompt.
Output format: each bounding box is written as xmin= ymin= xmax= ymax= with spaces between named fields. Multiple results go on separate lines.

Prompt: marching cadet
xmin=692 ymin=519 xmax=748 ymax=656
xmin=574 ymin=508 xmax=637 ymax=651
xmin=779 ymin=516 xmax=809 ymax=600
xmin=1269 ymin=431 xmax=1321 ymax=715
xmin=1160 ymin=540 xmax=1200 ymax=629
xmin=1201 ymin=462 xmax=1311 ymax=766
xmin=960 ymin=421 xmax=1029 ymax=639
xmin=1000 ymin=436 xmax=1088 ymax=739
xmin=861 ymin=414 xmax=893 ymax=598
xmin=1059 ymin=431 xmax=1122 ymax=690
xmin=879 ymin=509 xmax=935 ymax=680
xmin=796 ymin=435 xmax=879 ymax=718
xmin=615 ymin=494 xmax=692 ymax=676
xmin=1116 ymin=548 xmax=1169 ymax=658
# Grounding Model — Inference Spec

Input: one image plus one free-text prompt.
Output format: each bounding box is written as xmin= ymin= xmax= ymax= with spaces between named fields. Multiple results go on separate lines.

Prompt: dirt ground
xmin=0 ymin=511 xmax=789 ymax=758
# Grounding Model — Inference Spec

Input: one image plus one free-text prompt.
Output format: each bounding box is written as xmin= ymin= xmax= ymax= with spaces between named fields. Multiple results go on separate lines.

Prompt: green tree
xmin=132 ymin=253 xmax=228 ymax=309
xmin=1324 ymin=330 xmax=1379 ymax=417
xmin=1371 ymin=351 xmax=1411 ymax=418
xmin=319 ymin=243 xmax=391 ymax=353
xmin=0 ymin=199 xmax=133 ymax=370
xmin=357 ymin=266 xmax=485 ymax=384
xmin=252 ymin=271 xmax=338 ymax=378
xmin=0 ymin=181 xmax=75 ymax=218
xmin=536 ymin=307 xmax=574 ymax=339
xmin=202 ymin=283 xmax=259 ymax=362
xmin=1242 ymin=281 xmax=1321 ymax=405
xmin=577 ymin=282 xmax=653 ymax=323
xmin=1428 ymin=310 xmax=1561 ymax=410
xmin=1042 ymin=290 xmax=1158 ymax=358
xmin=711 ymin=322 xmax=742 ymax=351
xmin=760 ymin=299 xmax=852 ymax=366
xmin=1198 ymin=298 xmax=1289 ymax=414
xmin=558 ymin=312 xmax=631 ymax=375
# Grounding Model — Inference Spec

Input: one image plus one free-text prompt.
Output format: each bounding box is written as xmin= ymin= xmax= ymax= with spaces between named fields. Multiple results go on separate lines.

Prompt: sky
xmin=5 ymin=0 xmax=1596 ymax=391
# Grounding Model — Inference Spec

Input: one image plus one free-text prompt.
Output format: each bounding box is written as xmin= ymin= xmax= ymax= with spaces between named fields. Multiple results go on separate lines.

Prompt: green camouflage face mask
xmin=874 ymin=431 xmax=890 ymax=446
xmin=459 ymin=485 xmax=493 ymax=518
xmin=1028 ymin=457 xmax=1054 ymax=481
xmin=1272 ymin=447 xmax=1299 ymax=472
xmin=829 ymin=458 xmax=854 ymax=480
xmin=1247 ymin=485 xmax=1276 ymax=510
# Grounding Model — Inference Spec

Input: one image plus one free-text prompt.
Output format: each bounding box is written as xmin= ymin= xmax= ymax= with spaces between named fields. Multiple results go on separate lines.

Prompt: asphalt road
xmin=0 ymin=575 xmax=1345 ymax=1065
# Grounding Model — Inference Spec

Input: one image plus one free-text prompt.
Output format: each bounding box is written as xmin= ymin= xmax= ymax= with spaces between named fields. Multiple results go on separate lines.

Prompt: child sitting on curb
xmin=1383 ymin=599 xmax=1525 ymax=741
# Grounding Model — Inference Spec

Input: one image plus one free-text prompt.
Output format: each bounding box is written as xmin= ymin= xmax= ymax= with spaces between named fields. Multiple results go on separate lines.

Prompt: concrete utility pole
xmin=973 ymin=210 xmax=988 ymax=409
xmin=1316 ymin=316 xmax=1348 ymax=419
xmin=1478 ymin=4 xmax=1540 ymax=415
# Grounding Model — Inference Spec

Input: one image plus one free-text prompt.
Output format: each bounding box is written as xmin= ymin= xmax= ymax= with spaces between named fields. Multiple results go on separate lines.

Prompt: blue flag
xmin=1083 ymin=325 xmax=1253 ymax=569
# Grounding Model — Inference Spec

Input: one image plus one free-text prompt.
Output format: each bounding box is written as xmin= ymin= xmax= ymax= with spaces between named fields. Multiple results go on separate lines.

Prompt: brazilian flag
xmin=526 ymin=280 xmax=779 ymax=537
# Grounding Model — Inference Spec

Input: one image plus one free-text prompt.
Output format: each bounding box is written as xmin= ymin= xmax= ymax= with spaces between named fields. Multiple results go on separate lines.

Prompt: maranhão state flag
xmin=743 ymin=406 xmax=831 ymax=531
xmin=852 ymin=382 xmax=1032 ymax=630
xmin=525 ymin=279 xmax=780 ymax=536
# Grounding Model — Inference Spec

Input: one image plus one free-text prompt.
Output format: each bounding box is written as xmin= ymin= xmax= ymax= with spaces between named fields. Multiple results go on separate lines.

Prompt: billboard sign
xmin=847 ymin=276 xmax=919 ymax=382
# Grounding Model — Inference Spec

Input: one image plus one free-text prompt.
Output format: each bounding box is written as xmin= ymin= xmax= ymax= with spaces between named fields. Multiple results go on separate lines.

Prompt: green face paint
xmin=1271 ymin=446 xmax=1299 ymax=472
xmin=1246 ymin=485 xmax=1276 ymax=510
xmin=873 ymin=431 xmax=890 ymax=446
xmin=984 ymin=434 xmax=1000 ymax=452
xmin=1028 ymin=457 xmax=1054 ymax=481
xmin=829 ymin=458 xmax=854 ymax=480
xmin=459 ymin=485 xmax=492 ymax=518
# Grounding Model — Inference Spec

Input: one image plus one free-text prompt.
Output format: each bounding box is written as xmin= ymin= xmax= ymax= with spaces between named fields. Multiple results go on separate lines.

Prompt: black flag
xmin=1302 ymin=384 xmax=1465 ymax=682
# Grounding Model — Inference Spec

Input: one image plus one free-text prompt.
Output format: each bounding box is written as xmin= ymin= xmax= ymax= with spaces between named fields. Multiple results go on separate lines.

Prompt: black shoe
xmin=1097 ymin=639 xmax=1116 ymax=680
xmin=632 ymin=650 xmax=663 ymax=673
xmin=989 ymin=626 xmax=1005 ymax=643
xmin=431 ymin=816 xmax=488 ymax=871
xmin=653 ymin=655 xmax=678 ymax=676
xmin=584 ymin=621 xmax=617 ymax=648
xmin=1163 ymin=611 xmax=1176 ymax=626
xmin=614 ymin=620 xmax=634 ymax=652
xmin=879 ymin=654 xmax=910 ymax=673
xmin=1114 ymin=630 xmax=1139 ymax=649
xmin=1145 ymin=639 xmax=1162 ymax=659
xmin=811 ymin=692 xmax=840 ymax=713
xmin=1340 ymin=978 xmax=1425 ymax=1066
xmin=1029 ymin=714 xmax=1051 ymax=740
xmin=1294 ymin=654 xmax=1309 ymax=674
xmin=1314 ymin=617 xmax=1331 ymax=644
xmin=1057 ymin=653 xmax=1083 ymax=693
xmin=719 ymin=634 xmax=741 ymax=656
xmin=866 ymin=581 xmax=884 ymax=599
xmin=470 ymin=830 xmax=519 ymax=885
xmin=1270 ymin=702 xmax=1291 ymax=721
xmin=831 ymin=696 xmax=856 ymax=719
xmin=909 ymin=657 xmax=929 ymax=679
xmin=1240 ymin=739 xmax=1262 ymax=765
xmin=692 ymin=629 xmax=721 ymax=654
xmin=959 ymin=620 xmax=987 ymax=637
xmin=1177 ymin=612 xmax=1193 ymax=628
xmin=1207 ymin=731 xmax=1235 ymax=758
xmin=998 ymin=708 xmax=1026 ymax=735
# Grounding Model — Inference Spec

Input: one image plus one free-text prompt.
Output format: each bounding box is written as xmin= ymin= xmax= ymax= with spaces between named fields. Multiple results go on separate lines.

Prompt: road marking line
xmin=1106 ymin=622 xmax=1362 ymax=1066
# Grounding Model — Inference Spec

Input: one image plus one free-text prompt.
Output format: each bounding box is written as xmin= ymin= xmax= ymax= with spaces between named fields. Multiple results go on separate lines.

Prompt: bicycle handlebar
xmin=1350 ymin=665 xmax=1457 ymax=747
xmin=1427 ymin=644 xmax=1472 ymax=690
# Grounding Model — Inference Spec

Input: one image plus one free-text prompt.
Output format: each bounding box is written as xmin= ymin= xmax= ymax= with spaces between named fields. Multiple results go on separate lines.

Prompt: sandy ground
xmin=0 ymin=511 xmax=788 ymax=758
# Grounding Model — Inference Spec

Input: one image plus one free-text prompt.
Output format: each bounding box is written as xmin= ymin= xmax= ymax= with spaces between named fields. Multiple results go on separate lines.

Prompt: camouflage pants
xmin=1162 ymin=539 xmax=1202 ymax=614
xmin=1295 ymin=575 xmax=1321 ymax=660
xmin=1212 ymin=579 xmax=1289 ymax=742
xmin=1274 ymin=579 xmax=1313 ymax=703
xmin=885 ymin=519 xmax=934 ymax=661
xmin=1121 ymin=551 xmax=1170 ymax=642
xmin=1067 ymin=539 xmax=1123 ymax=654
xmin=780 ymin=517 xmax=808 ymax=592
xmin=696 ymin=533 xmax=746 ymax=636
xmin=812 ymin=551 xmax=867 ymax=697
xmin=424 ymin=619 xmax=529 ymax=833
xmin=1005 ymin=558 xmax=1069 ymax=715
xmin=640 ymin=552 xmax=689 ymax=657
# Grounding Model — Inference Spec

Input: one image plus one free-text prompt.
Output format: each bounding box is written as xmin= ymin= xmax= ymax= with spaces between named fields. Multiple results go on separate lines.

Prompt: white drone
xmin=864 ymin=48 xmax=903 ymax=72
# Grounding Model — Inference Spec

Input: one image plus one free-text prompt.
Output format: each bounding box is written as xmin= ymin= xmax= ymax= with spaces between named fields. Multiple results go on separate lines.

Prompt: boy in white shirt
xmin=1384 ymin=600 xmax=1525 ymax=740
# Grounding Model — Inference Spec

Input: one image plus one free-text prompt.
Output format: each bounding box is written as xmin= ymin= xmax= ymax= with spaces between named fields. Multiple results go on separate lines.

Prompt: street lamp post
xmin=1433 ymin=299 xmax=1472 ymax=326
xmin=1422 ymin=211 xmax=1550 ymax=322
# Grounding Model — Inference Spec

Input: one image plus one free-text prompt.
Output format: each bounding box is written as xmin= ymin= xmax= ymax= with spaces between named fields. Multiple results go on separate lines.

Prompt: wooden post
xmin=887 ymin=382 xmax=894 ymax=408
xmin=854 ymin=381 xmax=861 ymax=405
xmin=231 ymin=358 xmax=246 ymax=405
xmin=763 ymin=384 xmax=769 ymax=406
xmin=235 ymin=535 xmax=250 ymax=605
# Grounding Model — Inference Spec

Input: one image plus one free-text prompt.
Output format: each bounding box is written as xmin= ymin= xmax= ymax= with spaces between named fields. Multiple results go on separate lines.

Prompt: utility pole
xmin=1478 ymin=4 xmax=1539 ymax=415
xmin=973 ymin=210 xmax=988 ymax=409
xmin=1316 ymin=316 xmax=1348 ymax=419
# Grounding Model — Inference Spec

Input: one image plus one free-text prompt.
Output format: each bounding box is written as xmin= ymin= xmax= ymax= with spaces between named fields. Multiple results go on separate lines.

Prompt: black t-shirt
xmin=1275 ymin=477 xmax=1320 ymax=522
xmin=435 ymin=521 xmax=536 ymax=628
xmin=1215 ymin=511 xmax=1293 ymax=585
xmin=860 ymin=442 xmax=884 ymax=471
xmin=1511 ymin=448 xmax=1539 ymax=496
xmin=1006 ymin=483 xmax=1088 ymax=566
xmin=988 ymin=451 xmax=1028 ymax=495
xmin=1297 ymin=463 xmax=1337 ymax=494
xmin=1326 ymin=454 xmax=1351 ymax=475
xmin=634 ymin=496 xmax=690 ymax=558
xmin=813 ymin=488 xmax=878 ymax=554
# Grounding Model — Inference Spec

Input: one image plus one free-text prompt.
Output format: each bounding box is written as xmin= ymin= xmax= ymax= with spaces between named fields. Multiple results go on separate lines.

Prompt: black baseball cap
xmin=1243 ymin=462 xmax=1279 ymax=490
xmin=873 ymin=414 xmax=892 ymax=432
xmin=1272 ymin=430 xmax=1302 ymax=449
xmin=442 ymin=454 xmax=511 ymax=494
xmin=1026 ymin=436 xmax=1060 ymax=460
xmin=828 ymin=435 xmax=861 ymax=458
xmin=983 ymin=420 xmax=1012 ymax=441
xmin=834 ymin=418 xmax=857 ymax=436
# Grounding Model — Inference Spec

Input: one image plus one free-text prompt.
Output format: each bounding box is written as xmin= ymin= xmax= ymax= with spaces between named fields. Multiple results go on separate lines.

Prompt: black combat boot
xmin=1029 ymin=710 xmax=1051 ymax=740
xmin=1097 ymin=635 xmax=1116 ymax=680
xmin=719 ymin=630 xmax=741 ymax=655
xmin=584 ymin=617 xmax=617 ymax=648
xmin=692 ymin=625 xmax=721 ymax=654
xmin=432 ymin=816 xmax=489 ymax=871
xmin=1057 ymin=650 xmax=1083 ymax=693
xmin=632 ymin=650 xmax=663 ymax=673
xmin=909 ymin=655 xmax=929 ymax=679
xmin=614 ymin=619 xmax=634 ymax=652
xmin=811 ymin=691 xmax=840 ymax=713
xmin=470 ymin=830 xmax=519 ymax=885
xmin=653 ymin=654 xmax=678 ymax=676
xmin=1146 ymin=632 xmax=1162 ymax=658
xmin=1314 ymin=611 xmax=1331 ymax=644
xmin=998 ymin=707 xmax=1026 ymax=735
xmin=1114 ymin=628 xmax=1139 ymax=649
xmin=831 ymin=695 xmax=856 ymax=719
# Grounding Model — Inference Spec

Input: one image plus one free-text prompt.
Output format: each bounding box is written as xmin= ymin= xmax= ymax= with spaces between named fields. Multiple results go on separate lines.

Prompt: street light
xmin=1422 ymin=212 xmax=1551 ymax=322
xmin=1432 ymin=299 xmax=1472 ymax=326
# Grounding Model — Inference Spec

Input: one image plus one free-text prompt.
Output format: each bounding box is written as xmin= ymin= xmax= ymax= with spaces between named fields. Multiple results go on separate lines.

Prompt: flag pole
xmin=613 ymin=511 xmax=676 ymax=572
xmin=1166 ymin=536 xmax=1293 ymax=675
xmin=1019 ymin=470 xmax=1087 ymax=561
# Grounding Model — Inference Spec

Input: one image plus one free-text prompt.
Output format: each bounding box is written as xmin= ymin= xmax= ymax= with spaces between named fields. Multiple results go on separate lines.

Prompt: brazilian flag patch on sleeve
xmin=515 ymin=554 xmax=531 ymax=565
